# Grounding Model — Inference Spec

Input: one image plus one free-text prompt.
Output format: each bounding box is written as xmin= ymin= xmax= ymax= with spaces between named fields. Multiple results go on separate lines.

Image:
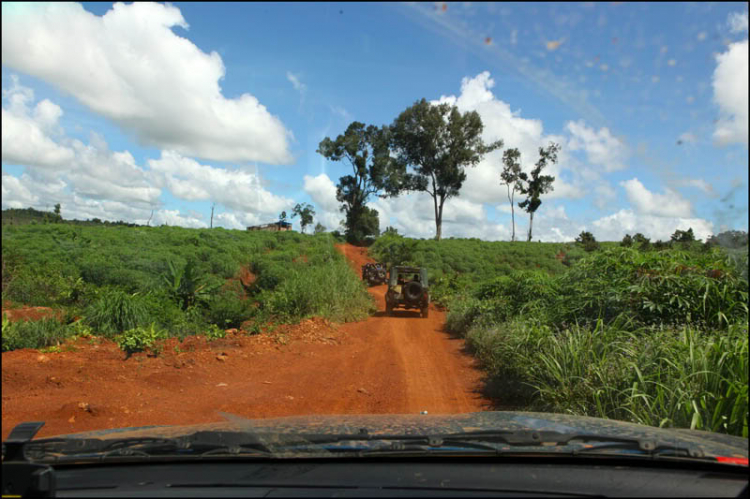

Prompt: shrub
xmin=116 ymin=323 xmax=166 ymax=357
xmin=575 ymin=231 xmax=600 ymax=252
xmin=204 ymin=323 xmax=226 ymax=341
xmin=205 ymin=284 xmax=254 ymax=329
xmin=84 ymin=289 xmax=152 ymax=338
xmin=2 ymin=315 xmax=73 ymax=352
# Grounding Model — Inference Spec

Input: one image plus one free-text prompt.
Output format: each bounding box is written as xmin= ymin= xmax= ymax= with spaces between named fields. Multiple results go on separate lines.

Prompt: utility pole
xmin=210 ymin=203 xmax=215 ymax=229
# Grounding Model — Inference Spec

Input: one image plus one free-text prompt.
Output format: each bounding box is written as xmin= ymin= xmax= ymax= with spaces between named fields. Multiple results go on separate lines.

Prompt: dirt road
xmin=2 ymin=244 xmax=492 ymax=439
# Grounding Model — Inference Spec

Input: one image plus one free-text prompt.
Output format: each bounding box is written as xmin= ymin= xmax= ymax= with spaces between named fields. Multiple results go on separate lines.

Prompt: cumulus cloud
xmin=1 ymin=172 xmax=40 ymax=208
xmin=1 ymin=75 xmax=74 ymax=168
xmin=430 ymin=72 xmax=587 ymax=206
xmin=1 ymin=2 xmax=293 ymax=163
xmin=620 ymin=178 xmax=693 ymax=218
xmin=302 ymin=173 xmax=344 ymax=231
xmin=711 ymin=13 xmax=748 ymax=146
xmin=592 ymin=209 xmax=714 ymax=241
xmin=147 ymin=151 xmax=294 ymax=217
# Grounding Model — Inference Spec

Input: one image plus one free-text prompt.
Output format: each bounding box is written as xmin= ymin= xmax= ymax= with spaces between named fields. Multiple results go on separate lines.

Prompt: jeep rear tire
xmin=404 ymin=281 xmax=422 ymax=301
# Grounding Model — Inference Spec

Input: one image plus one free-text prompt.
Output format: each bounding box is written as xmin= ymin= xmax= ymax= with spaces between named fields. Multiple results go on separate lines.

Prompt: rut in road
xmin=2 ymin=244 xmax=491 ymax=440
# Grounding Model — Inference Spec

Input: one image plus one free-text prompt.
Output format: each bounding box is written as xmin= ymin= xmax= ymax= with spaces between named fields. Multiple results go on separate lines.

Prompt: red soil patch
xmin=2 ymin=245 xmax=494 ymax=440
xmin=2 ymin=306 xmax=63 ymax=323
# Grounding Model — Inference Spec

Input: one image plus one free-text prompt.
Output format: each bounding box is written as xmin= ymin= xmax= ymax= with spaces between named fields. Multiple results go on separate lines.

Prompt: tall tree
xmin=317 ymin=122 xmax=404 ymax=244
xmin=517 ymin=143 xmax=559 ymax=242
xmin=292 ymin=202 xmax=316 ymax=233
xmin=500 ymin=148 xmax=523 ymax=242
xmin=391 ymin=99 xmax=502 ymax=241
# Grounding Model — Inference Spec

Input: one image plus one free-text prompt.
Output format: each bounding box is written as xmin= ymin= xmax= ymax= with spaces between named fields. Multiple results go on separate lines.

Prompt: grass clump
xmin=2 ymin=314 xmax=73 ymax=352
xmin=84 ymin=289 xmax=152 ymax=339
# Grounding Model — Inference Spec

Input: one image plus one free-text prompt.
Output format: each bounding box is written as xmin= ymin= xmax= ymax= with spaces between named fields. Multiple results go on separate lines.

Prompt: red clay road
xmin=2 ymin=243 xmax=492 ymax=439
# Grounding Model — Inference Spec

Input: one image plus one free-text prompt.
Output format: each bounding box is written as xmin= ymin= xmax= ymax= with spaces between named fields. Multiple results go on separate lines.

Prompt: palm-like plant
xmin=163 ymin=260 xmax=220 ymax=310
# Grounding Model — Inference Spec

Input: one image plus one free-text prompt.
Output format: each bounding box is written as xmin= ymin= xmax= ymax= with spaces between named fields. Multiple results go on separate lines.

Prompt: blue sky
xmin=2 ymin=2 xmax=747 ymax=241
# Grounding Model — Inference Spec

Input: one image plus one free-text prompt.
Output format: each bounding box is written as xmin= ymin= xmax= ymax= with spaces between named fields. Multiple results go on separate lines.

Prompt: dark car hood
xmin=38 ymin=411 xmax=748 ymax=459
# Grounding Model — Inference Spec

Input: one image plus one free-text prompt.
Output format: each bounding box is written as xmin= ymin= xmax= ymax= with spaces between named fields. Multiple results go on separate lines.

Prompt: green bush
xmin=116 ymin=323 xmax=166 ymax=357
xmin=205 ymin=284 xmax=254 ymax=329
xmin=2 ymin=315 xmax=73 ymax=352
xmin=204 ymin=323 xmax=226 ymax=341
xmin=84 ymin=289 xmax=152 ymax=338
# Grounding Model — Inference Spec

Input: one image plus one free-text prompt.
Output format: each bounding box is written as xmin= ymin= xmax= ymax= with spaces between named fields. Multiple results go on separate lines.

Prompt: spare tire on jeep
xmin=404 ymin=281 xmax=422 ymax=301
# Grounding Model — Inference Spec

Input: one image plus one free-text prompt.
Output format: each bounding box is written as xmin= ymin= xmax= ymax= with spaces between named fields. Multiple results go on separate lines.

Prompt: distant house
xmin=246 ymin=221 xmax=293 ymax=232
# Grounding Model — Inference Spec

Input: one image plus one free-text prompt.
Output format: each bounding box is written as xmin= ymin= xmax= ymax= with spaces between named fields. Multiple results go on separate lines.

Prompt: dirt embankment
xmin=2 ymin=244 xmax=492 ymax=440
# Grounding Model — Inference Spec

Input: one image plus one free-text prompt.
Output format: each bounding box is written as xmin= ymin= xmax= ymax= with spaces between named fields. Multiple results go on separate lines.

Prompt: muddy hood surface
xmin=31 ymin=411 xmax=748 ymax=459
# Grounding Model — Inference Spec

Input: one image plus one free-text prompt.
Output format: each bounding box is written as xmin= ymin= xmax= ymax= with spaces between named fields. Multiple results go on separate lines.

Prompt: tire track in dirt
xmin=335 ymin=243 xmax=490 ymax=414
xmin=2 ymin=244 xmax=491 ymax=440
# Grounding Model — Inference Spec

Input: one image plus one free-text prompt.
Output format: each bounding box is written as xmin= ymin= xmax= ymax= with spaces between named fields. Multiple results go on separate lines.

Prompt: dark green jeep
xmin=385 ymin=266 xmax=430 ymax=318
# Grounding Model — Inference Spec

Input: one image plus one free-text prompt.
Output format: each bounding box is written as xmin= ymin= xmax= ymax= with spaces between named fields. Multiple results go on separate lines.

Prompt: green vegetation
xmin=439 ymin=243 xmax=748 ymax=437
xmin=369 ymin=232 xmax=606 ymax=306
xmin=2 ymin=224 xmax=373 ymax=353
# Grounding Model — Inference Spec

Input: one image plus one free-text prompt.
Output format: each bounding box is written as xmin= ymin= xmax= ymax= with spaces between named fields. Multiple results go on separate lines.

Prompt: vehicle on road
xmin=3 ymin=413 xmax=747 ymax=497
xmin=361 ymin=262 xmax=387 ymax=286
xmin=385 ymin=266 xmax=429 ymax=317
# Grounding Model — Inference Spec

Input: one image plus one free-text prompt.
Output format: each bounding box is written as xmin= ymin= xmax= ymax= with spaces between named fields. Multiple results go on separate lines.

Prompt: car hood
xmin=37 ymin=411 xmax=748 ymax=459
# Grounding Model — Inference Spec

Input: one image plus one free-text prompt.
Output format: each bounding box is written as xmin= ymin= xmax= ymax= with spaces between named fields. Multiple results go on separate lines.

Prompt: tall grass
xmin=466 ymin=321 xmax=748 ymax=437
xmin=266 ymin=257 xmax=375 ymax=323
xmin=2 ymin=316 xmax=74 ymax=352
xmin=448 ymin=245 xmax=749 ymax=437
xmin=83 ymin=289 xmax=152 ymax=339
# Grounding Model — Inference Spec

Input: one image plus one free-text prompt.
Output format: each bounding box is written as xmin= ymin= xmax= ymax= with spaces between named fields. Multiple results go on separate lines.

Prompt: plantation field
xmin=2 ymin=224 xmax=374 ymax=353
xmin=370 ymin=234 xmax=748 ymax=437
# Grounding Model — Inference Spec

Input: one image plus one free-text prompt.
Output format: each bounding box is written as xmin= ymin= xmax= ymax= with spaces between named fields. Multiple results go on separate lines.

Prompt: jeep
xmin=361 ymin=263 xmax=387 ymax=286
xmin=385 ymin=266 xmax=430 ymax=318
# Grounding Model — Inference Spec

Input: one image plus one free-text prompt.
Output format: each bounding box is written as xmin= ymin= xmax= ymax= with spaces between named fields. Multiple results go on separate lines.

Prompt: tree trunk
xmin=510 ymin=189 xmax=516 ymax=242
xmin=527 ymin=211 xmax=534 ymax=242
xmin=432 ymin=194 xmax=441 ymax=241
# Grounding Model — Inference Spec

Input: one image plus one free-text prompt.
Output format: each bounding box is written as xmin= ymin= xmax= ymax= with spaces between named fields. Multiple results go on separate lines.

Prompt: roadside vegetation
xmin=2 ymin=224 xmax=374 ymax=353
xmin=371 ymin=229 xmax=748 ymax=437
xmin=434 ymin=236 xmax=748 ymax=438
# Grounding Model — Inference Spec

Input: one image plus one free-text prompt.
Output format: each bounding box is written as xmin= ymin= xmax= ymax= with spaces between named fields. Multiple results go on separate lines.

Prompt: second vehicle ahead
xmin=385 ymin=266 xmax=430 ymax=318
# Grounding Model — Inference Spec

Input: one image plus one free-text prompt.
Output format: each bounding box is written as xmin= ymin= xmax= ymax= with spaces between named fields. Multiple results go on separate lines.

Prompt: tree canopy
xmin=517 ymin=143 xmax=559 ymax=242
xmin=292 ymin=203 xmax=316 ymax=233
xmin=391 ymin=98 xmax=502 ymax=241
xmin=317 ymin=122 xmax=404 ymax=244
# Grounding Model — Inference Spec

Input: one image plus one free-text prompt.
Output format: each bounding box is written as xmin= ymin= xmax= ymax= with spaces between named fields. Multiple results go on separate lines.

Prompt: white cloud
xmin=286 ymin=71 xmax=307 ymax=95
xmin=152 ymin=209 xmax=207 ymax=229
xmin=431 ymin=72 xmax=586 ymax=205
xmin=711 ymin=13 xmax=748 ymax=146
xmin=728 ymin=12 xmax=748 ymax=34
xmin=1 ymin=75 xmax=75 ymax=168
xmin=69 ymin=134 xmax=161 ymax=206
xmin=1 ymin=2 xmax=293 ymax=164
xmin=302 ymin=173 xmax=344 ymax=231
xmin=679 ymin=178 xmax=717 ymax=197
xmin=148 ymin=151 xmax=293 ymax=217
xmin=620 ymin=178 xmax=693 ymax=218
xmin=592 ymin=209 xmax=714 ymax=241
xmin=566 ymin=120 xmax=629 ymax=172
xmin=1 ymin=172 xmax=39 ymax=208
